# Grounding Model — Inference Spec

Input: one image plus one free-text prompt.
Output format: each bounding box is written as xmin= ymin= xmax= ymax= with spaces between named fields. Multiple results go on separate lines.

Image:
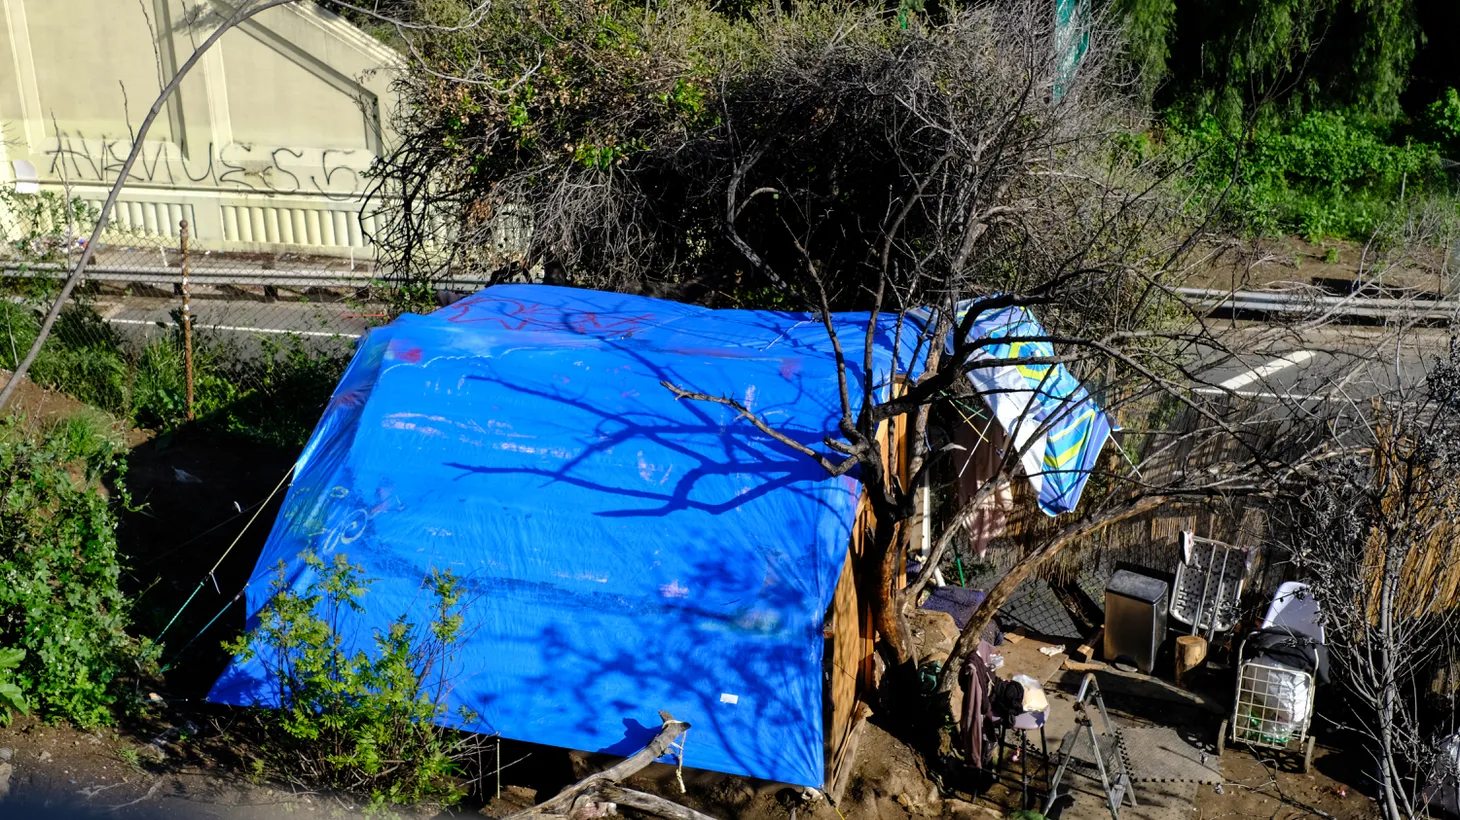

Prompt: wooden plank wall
xmin=1364 ymin=423 xmax=1460 ymax=620
xmin=824 ymin=494 xmax=876 ymax=797
xmin=825 ymin=403 xmax=905 ymax=795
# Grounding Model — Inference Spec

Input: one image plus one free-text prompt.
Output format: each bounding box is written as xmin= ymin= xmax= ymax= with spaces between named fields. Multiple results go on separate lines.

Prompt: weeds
xmin=1166 ymin=110 xmax=1460 ymax=243
xmin=224 ymin=552 xmax=482 ymax=807
xmin=0 ymin=294 xmax=347 ymax=448
xmin=0 ymin=414 xmax=152 ymax=726
xmin=115 ymin=746 xmax=143 ymax=773
xmin=0 ymin=647 xmax=26 ymax=725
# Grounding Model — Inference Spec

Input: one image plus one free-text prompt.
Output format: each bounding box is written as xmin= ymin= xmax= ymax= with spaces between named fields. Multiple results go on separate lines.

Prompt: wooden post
xmin=179 ymin=220 xmax=194 ymax=421
xmin=1175 ymin=635 xmax=1207 ymax=688
xmin=1076 ymin=626 xmax=1104 ymax=663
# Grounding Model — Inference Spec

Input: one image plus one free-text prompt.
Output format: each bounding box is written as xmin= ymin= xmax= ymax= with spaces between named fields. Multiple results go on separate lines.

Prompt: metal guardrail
xmin=1177 ymin=287 xmax=1460 ymax=321
xmin=1 ymin=261 xmax=497 ymax=290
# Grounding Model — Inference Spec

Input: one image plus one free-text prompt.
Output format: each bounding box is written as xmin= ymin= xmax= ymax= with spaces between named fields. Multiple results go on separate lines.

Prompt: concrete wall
xmin=0 ymin=0 xmax=399 ymax=256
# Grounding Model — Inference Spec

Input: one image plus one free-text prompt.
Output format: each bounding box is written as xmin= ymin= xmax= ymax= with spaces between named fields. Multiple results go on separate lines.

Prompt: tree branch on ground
xmin=504 ymin=712 xmax=716 ymax=820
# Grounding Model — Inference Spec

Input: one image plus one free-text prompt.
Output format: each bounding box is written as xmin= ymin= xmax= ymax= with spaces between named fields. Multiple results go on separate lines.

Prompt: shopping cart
xmin=1217 ymin=582 xmax=1325 ymax=772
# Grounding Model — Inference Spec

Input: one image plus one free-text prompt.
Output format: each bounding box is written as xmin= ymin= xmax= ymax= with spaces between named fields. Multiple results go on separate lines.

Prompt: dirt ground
xmin=0 ymin=678 xmax=1380 ymax=820
xmin=1186 ymin=235 xmax=1451 ymax=296
xmin=0 ymin=713 xmax=954 ymax=820
xmin=1201 ymin=746 xmax=1375 ymax=820
xmin=1014 ymin=655 xmax=1380 ymax=820
xmin=0 ymin=368 xmax=147 ymax=447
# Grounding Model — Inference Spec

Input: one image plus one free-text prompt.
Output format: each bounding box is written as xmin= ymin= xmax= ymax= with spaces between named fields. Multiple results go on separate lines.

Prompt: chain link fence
xmin=0 ymin=188 xmax=400 ymax=446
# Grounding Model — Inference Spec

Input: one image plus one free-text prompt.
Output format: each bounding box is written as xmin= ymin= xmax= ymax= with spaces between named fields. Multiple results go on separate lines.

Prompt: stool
xmin=998 ymin=706 xmax=1050 ymax=809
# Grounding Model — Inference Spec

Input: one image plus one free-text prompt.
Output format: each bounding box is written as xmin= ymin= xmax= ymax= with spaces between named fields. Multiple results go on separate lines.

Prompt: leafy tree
xmin=1117 ymin=0 xmax=1419 ymax=126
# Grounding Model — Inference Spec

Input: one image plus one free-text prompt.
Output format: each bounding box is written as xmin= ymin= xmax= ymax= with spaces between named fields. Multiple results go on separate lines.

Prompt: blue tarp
xmin=208 ymin=285 xmax=1114 ymax=787
xmin=210 ymin=285 xmax=913 ymax=787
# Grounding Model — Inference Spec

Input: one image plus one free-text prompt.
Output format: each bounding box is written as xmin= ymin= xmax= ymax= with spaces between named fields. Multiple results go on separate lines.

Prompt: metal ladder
xmin=1042 ymin=673 xmax=1137 ymax=820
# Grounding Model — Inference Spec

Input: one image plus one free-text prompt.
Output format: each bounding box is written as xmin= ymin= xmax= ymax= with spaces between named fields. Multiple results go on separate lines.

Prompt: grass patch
xmin=0 ymin=298 xmax=349 ymax=449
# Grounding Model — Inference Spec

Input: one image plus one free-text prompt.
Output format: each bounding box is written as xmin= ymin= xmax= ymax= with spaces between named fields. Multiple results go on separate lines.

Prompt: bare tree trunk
xmin=874 ymin=512 xmax=915 ymax=666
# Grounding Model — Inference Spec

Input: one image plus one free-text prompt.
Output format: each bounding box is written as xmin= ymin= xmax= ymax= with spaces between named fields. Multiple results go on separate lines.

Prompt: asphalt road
xmin=80 ymin=290 xmax=1453 ymax=404
xmin=92 ymin=296 xmax=378 ymax=360
xmin=1188 ymin=323 xmax=1448 ymax=405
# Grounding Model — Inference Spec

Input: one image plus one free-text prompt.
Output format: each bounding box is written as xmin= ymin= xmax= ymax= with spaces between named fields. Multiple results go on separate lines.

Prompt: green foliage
xmin=223 ymin=551 xmax=478 ymax=806
xmin=0 ymin=299 xmax=131 ymax=415
xmin=1427 ymin=87 xmax=1460 ymax=154
xmin=1168 ymin=110 xmax=1448 ymax=240
xmin=0 ymin=647 xmax=28 ymax=725
xmin=0 ymin=415 xmax=148 ymax=726
xmin=1119 ymin=0 xmax=1419 ymax=127
xmin=213 ymin=336 xmax=348 ymax=448
xmin=1111 ymin=0 xmax=1453 ymax=242
xmin=115 ymin=746 xmax=143 ymax=773
xmin=0 ymin=188 xmax=99 ymax=267
xmin=1112 ymin=0 xmax=1174 ymax=101
xmin=375 ymin=0 xmax=928 ymax=293
xmin=0 ymin=294 xmax=344 ymax=448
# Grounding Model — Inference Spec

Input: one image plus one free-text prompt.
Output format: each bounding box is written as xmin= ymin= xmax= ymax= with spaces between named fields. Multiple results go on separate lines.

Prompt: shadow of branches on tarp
xmin=209 ymin=285 xmax=907 ymax=787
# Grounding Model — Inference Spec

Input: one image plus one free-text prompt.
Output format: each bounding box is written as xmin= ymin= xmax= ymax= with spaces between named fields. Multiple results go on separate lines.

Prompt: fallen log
xmin=505 ymin=711 xmax=718 ymax=820
xmin=599 ymin=785 xmax=721 ymax=820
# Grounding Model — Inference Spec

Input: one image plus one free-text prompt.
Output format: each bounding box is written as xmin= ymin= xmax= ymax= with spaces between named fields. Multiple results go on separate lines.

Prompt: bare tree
xmin=1274 ymin=338 xmax=1460 ymax=820
xmin=364 ymin=0 xmax=1406 ymax=703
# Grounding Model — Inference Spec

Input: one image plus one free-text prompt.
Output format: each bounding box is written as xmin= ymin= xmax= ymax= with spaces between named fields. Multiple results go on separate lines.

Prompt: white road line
xmin=1216 ymin=350 xmax=1316 ymax=391
xmin=107 ymin=317 xmax=361 ymax=339
xmin=1193 ymin=386 xmax=1340 ymax=402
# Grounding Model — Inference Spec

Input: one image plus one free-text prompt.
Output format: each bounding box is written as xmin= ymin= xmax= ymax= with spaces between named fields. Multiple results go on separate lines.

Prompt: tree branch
xmin=505 ymin=711 xmax=693 ymax=819
xmin=660 ymin=381 xmax=858 ymax=477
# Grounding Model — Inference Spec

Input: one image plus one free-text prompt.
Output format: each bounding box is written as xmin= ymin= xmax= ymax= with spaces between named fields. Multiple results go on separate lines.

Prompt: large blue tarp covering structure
xmin=210 ymin=285 xmax=912 ymax=787
xmin=209 ymin=284 xmax=1114 ymax=787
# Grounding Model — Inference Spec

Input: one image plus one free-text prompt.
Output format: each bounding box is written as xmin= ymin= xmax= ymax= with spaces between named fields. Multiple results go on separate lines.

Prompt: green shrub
xmin=1167 ymin=111 xmax=1451 ymax=241
xmin=0 ymin=300 xmax=131 ymax=415
xmin=0 ymin=647 xmax=27 ymax=725
xmin=0 ymin=414 xmax=147 ymax=726
xmin=0 ymin=293 xmax=345 ymax=447
xmin=223 ymin=551 xmax=480 ymax=807
xmin=210 ymin=335 xmax=346 ymax=449
xmin=1427 ymin=88 xmax=1460 ymax=154
xmin=0 ymin=188 xmax=99 ymax=265
xmin=129 ymin=338 xmax=190 ymax=428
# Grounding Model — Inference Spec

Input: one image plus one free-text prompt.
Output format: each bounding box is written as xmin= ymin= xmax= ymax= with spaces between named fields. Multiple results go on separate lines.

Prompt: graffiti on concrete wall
xmin=43 ymin=131 xmax=370 ymax=198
